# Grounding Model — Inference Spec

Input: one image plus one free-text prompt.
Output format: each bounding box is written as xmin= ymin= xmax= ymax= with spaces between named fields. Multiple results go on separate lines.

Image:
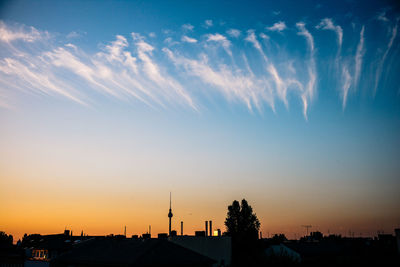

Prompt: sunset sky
xmin=1 ymin=0 xmax=399 ymax=242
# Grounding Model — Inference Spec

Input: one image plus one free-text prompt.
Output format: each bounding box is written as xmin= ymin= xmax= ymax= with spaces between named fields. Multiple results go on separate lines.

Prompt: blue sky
xmin=0 ymin=0 xmax=399 ymax=238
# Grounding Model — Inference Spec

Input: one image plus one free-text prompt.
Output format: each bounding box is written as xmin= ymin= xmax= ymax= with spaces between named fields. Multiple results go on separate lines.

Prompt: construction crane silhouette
xmin=302 ymin=225 xmax=312 ymax=236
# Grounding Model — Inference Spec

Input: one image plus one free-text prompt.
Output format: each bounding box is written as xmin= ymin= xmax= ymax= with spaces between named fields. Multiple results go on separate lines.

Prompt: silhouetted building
xmin=170 ymin=235 xmax=232 ymax=267
xmin=395 ymin=229 xmax=400 ymax=254
xmin=158 ymin=233 xmax=168 ymax=239
xmin=195 ymin=231 xmax=206 ymax=237
xmin=0 ymin=245 xmax=24 ymax=267
xmin=22 ymin=233 xmax=72 ymax=262
xmin=142 ymin=234 xmax=151 ymax=239
xmin=51 ymin=238 xmax=215 ymax=267
xmin=264 ymin=243 xmax=301 ymax=263
xmin=216 ymin=229 xmax=221 ymax=237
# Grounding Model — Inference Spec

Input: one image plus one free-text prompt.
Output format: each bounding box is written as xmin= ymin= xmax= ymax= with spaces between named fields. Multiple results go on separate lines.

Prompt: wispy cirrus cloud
xmin=244 ymin=30 xmax=303 ymax=109
xmin=182 ymin=23 xmax=194 ymax=31
xmin=316 ymin=18 xmax=347 ymax=107
xmin=245 ymin=30 xmax=267 ymax=61
xmin=259 ymin=33 xmax=269 ymax=40
xmin=341 ymin=64 xmax=352 ymax=109
xmin=205 ymin=33 xmax=232 ymax=56
xmin=66 ymin=31 xmax=86 ymax=39
xmin=163 ymin=48 xmax=274 ymax=112
xmin=0 ymin=55 xmax=86 ymax=105
xmin=181 ymin=35 xmax=198 ymax=43
xmin=226 ymin=29 xmax=241 ymax=38
xmin=316 ymin=18 xmax=343 ymax=49
xmin=296 ymin=22 xmax=317 ymax=119
xmin=0 ymin=22 xmax=196 ymax=110
xmin=0 ymin=16 xmax=398 ymax=119
xmin=266 ymin=21 xmax=287 ymax=32
xmin=377 ymin=11 xmax=389 ymax=22
xmin=374 ymin=19 xmax=398 ymax=94
xmin=0 ymin=21 xmax=45 ymax=43
xmin=354 ymin=26 xmax=365 ymax=89
xmin=204 ymin=20 xmax=213 ymax=28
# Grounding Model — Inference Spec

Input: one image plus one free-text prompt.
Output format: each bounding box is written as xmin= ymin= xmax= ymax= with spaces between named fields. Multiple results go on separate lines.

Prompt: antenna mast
xmin=168 ymin=192 xmax=173 ymax=236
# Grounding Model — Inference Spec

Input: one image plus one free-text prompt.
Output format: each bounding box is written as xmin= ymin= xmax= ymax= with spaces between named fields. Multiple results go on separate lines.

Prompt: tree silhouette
xmin=0 ymin=231 xmax=13 ymax=247
xmin=225 ymin=199 xmax=260 ymax=266
xmin=225 ymin=199 xmax=260 ymax=240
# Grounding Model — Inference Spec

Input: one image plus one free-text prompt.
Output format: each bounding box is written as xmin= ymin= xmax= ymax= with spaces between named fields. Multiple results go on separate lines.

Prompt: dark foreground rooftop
xmin=51 ymin=237 xmax=216 ymax=267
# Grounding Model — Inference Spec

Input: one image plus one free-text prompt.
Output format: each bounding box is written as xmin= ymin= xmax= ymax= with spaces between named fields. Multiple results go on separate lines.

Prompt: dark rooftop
xmin=51 ymin=237 xmax=216 ymax=267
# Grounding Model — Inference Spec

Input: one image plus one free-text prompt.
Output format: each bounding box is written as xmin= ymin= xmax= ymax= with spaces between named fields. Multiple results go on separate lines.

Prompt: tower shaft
xmin=168 ymin=192 xmax=173 ymax=236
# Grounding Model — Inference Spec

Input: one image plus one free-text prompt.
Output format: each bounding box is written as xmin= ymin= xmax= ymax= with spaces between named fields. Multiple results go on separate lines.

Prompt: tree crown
xmin=224 ymin=199 xmax=260 ymax=240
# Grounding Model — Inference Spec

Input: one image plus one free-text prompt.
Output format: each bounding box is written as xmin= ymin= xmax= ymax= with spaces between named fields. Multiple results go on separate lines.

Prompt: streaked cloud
xmin=245 ymin=30 xmax=266 ymax=61
xmin=164 ymin=37 xmax=179 ymax=46
xmin=341 ymin=65 xmax=352 ymax=110
xmin=377 ymin=11 xmax=389 ymax=22
xmin=163 ymin=48 xmax=274 ymax=112
xmin=296 ymin=22 xmax=314 ymax=53
xmin=182 ymin=23 xmax=194 ymax=31
xmin=354 ymin=26 xmax=365 ymax=89
xmin=226 ymin=29 xmax=241 ymax=38
xmin=205 ymin=33 xmax=231 ymax=56
xmin=181 ymin=35 xmax=198 ymax=43
xmin=266 ymin=21 xmax=287 ymax=32
xmin=0 ymin=23 xmax=196 ymax=111
xmin=296 ymin=22 xmax=317 ymax=119
xmin=0 ymin=17 xmax=397 ymax=119
xmin=204 ymin=20 xmax=213 ymax=28
xmin=259 ymin=33 xmax=269 ymax=39
xmin=316 ymin=18 xmax=343 ymax=49
xmin=66 ymin=31 xmax=80 ymax=39
xmin=0 ymin=21 xmax=45 ymax=43
xmin=374 ymin=19 xmax=398 ymax=93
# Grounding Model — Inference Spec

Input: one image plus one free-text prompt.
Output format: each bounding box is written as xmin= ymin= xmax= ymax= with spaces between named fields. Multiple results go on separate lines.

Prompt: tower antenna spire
xmin=168 ymin=192 xmax=173 ymax=236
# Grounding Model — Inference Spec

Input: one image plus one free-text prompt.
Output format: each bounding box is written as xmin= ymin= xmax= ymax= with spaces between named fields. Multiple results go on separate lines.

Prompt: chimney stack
xmin=181 ymin=221 xmax=183 ymax=236
xmin=205 ymin=221 xmax=208 ymax=237
xmin=209 ymin=220 xmax=212 ymax=236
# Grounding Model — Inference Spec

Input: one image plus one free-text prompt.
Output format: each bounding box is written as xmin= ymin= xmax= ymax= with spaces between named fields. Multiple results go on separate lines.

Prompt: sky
xmin=0 ymin=0 xmax=399 ymax=241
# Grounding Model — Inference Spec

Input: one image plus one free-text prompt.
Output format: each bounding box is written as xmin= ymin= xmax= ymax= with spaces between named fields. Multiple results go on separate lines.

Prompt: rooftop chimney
xmin=209 ymin=220 xmax=212 ymax=237
xmin=205 ymin=221 xmax=208 ymax=237
xmin=181 ymin=221 xmax=183 ymax=236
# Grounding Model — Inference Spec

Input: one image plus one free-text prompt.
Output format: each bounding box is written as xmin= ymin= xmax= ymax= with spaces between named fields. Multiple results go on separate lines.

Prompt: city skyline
xmin=1 ymin=0 xmax=399 ymax=243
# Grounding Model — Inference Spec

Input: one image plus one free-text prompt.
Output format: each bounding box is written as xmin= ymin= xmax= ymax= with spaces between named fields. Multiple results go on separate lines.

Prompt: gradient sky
xmin=1 ymin=0 xmax=400 ymax=242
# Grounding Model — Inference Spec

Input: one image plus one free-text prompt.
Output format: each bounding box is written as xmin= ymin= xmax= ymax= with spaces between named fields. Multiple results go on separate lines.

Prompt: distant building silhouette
xmin=51 ymin=238 xmax=215 ymax=267
xmin=395 ymin=229 xmax=400 ymax=254
xmin=195 ymin=231 xmax=206 ymax=237
xmin=170 ymin=235 xmax=232 ymax=267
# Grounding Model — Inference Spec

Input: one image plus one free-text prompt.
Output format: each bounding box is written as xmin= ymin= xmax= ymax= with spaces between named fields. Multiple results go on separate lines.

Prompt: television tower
xmin=168 ymin=192 xmax=173 ymax=236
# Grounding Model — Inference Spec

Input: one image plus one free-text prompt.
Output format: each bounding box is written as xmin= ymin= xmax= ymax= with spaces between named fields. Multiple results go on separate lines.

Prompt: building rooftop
xmin=51 ymin=237 xmax=216 ymax=266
